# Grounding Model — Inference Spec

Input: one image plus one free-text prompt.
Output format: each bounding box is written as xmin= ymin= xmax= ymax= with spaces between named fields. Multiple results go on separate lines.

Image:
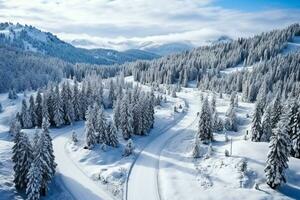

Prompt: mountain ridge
xmin=0 ymin=22 xmax=159 ymax=65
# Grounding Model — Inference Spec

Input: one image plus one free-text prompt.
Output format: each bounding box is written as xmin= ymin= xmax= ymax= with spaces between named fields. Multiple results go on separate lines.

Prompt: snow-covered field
xmin=158 ymin=92 xmax=300 ymax=200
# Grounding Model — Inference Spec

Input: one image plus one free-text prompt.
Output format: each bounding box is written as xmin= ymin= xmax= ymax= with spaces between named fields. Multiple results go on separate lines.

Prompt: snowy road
xmin=52 ymin=126 xmax=114 ymax=200
xmin=126 ymin=89 xmax=200 ymax=200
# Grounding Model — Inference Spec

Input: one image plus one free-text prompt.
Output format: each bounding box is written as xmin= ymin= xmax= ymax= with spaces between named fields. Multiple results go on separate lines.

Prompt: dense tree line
xmin=13 ymin=72 xmax=158 ymax=152
xmin=84 ymin=83 xmax=157 ymax=149
xmin=0 ymin=46 xmax=123 ymax=93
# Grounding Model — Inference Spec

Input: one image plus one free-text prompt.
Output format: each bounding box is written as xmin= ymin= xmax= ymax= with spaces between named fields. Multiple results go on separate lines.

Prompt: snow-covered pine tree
xmin=85 ymin=106 xmax=97 ymax=148
xmin=66 ymin=82 xmax=75 ymax=124
xmin=261 ymin=105 xmax=273 ymax=142
xmin=146 ymin=91 xmax=155 ymax=129
xmin=105 ymin=121 xmax=118 ymax=147
xmin=171 ymin=88 xmax=177 ymax=98
xmin=94 ymin=103 xmax=107 ymax=144
xmin=123 ymin=139 xmax=134 ymax=156
xmin=61 ymin=82 xmax=75 ymax=124
xmin=120 ymin=93 xmax=133 ymax=140
xmin=271 ymin=93 xmax=282 ymax=129
xmin=80 ymin=82 xmax=87 ymax=120
xmin=32 ymin=128 xmax=40 ymax=149
xmin=288 ymin=98 xmax=300 ymax=158
xmin=265 ymin=113 xmax=291 ymax=189
xmin=28 ymin=95 xmax=36 ymax=127
xmin=213 ymin=113 xmax=223 ymax=132
xmin=40 ymin=117 xmax=56 ymax=195
xmin=26 ymin=156 xmax=42 ymax=200
xmin=42 ymin=93 xmax=50 ymax=122
xmin=225 ymin=105 xmax=238 ymax=132
xmin=73 ymin=79 xmax=82 ymax=120
xmin=9 ymin=118 xmax=21 ymax=136
xmin=46 ymin=86 xmax=55 ymax=125
xmin=12 ymin=131 xmax=33 ymax=191
xmin=72 ymin=130 xmax=78 ymax=143
xmin=183 ymin=69 xmax=188 ymax=87
xmin=0 ymin=102 xmax=2 ymax=113
xmin=8 ymin=89 xmax=18 ymax=100
xmin=35 ymin=90 xmax=43 ymax=127
xmin=132 ymin=96 xmax=143 ymax=135
xmin=53 ymin=85 xmax=64 ymax=127
xmin=256 ymin=81 xmax=267 ymax=113
xmin=251 ymin=103 xmax=263 ymax=142
xmin=197 ymin=97 xmax=213 ymax=143
xmin=113 ymin=97 xmax=121 ymax=130
xmin=21 ymin=99 xmax=32 ymax=128
xmin=192 ymin=137 xmax=201 ymax=158
xmin=107 ymin=79 xmax=115 ymax=109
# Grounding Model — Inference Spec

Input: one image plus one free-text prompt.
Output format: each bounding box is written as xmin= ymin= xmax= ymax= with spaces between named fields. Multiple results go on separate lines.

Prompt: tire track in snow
xmin=156 ymin=114 xmax=199 ymax=200
xmin=127 ymin=90 xmax=200 ymax=200
xmin=124 ymin=97 xmax=189 ymax=200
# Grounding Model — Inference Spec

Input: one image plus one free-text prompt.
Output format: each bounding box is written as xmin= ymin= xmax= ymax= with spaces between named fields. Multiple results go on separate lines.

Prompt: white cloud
xmin=0 ymin=0 xmax=299 ymax=50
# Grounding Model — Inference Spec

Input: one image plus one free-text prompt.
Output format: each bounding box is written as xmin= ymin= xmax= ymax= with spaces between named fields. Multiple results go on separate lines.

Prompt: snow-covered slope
xmin=0 ymin=22 xmax=159 ymax=65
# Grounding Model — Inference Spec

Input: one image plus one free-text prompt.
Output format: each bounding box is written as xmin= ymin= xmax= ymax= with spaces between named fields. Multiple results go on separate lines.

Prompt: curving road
xmin=126 ymin=90 xmax=200 ymax=200
xmin=52 ymin=125 xmax=114 ymax=200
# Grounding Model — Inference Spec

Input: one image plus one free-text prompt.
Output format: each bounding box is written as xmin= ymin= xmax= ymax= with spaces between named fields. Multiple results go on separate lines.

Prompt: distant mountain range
xmin=0 ymin=22 xmax=234 ymax=65
xmin=0 ymin=22 xmax=159 ymax=65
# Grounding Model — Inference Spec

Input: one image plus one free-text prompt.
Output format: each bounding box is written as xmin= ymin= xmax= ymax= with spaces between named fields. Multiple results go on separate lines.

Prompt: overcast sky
xmin=0 ymin=0 xmax=299 ymax=50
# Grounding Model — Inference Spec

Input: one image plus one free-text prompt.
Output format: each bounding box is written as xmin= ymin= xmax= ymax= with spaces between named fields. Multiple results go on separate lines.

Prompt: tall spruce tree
xmin=21 ymin=99 xmax=32 ymax=128
xmin=95 ymin=104 xmax=107 ymax=144
xmin=26 ymin=156 xmax=42 ymax=200
xmin=271 ymin=93 xmax=282 ymax=129
xmin=12 ymin=132 xmax=33 ymax=191
xmin=85 ymin=106 xmax=97 ymax=148
xmin=40 ymin=117 xmax=56 ymax=195
xmin=53 ymin=85 xmax=64 ymax=127
xmin=28 ymin=95 xmax=36 ymax=127
xmin=105 ymin=121 xmax=118 ymax=147
xmin=261 ymin=105 xmax=273 ymax=142
xmin=251 ymin=103 xmax=263 ymax=142
xmin=73 ymin=79 xmax=82 ymax=120
xmin=265 ymin=113 xmax=291 ymax=189
xmin=113 ymin=97 xmax=121 ymax=130
xmin=287 ymin=98 xmax=300 ymax=157
xmin=35 ymin=90 xmax=43 ymax=127
xmin=120 ymin=92 xmax=134 ymax=140
xmin=197 ymin=97 xmax=213 ymax=143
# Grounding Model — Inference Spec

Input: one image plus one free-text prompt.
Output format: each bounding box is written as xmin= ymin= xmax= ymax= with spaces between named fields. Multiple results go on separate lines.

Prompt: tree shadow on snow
xmin=278 ymin=184 xmax=300 ymax=200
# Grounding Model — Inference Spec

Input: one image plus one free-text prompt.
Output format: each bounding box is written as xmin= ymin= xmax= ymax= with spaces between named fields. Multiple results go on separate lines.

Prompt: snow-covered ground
xmin=158 ymin=92 xmax=300 ymax=200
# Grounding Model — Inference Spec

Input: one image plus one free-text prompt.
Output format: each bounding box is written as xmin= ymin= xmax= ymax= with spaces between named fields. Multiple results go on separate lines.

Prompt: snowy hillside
xmin=0 ymin=22 xmax=159 ymax=65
